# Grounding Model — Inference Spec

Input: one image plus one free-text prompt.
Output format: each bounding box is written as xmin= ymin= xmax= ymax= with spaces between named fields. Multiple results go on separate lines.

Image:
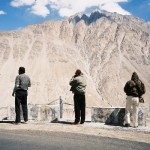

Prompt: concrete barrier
xmin=7 ymin=104 xmax=60 ymax=122
xmin=0 ymin=107 xmax=8 ymax=121
xmin=1 ymin=104 xmax=91 ymax=122
xmin=1 ymin=105 xmax=147 ymax=126
xmin=91 ymin=107 xmax=147 ymax=126
xmin=62 ymin=106 xmax=92 ymax=121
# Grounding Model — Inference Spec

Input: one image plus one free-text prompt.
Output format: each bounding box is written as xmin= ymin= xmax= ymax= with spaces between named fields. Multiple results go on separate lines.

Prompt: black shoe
xmin=125 ymin=124 xmax=130 ymax=127
xmin=72 ymin=121 xmax=80 ymax=125
xmin=80 ymin=121 xmax=84 ymax=124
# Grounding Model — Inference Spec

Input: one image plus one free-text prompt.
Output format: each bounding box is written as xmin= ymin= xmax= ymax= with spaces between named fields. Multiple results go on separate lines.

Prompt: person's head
xmin=18 ymin=67 xmax=25 ymax=75
xmin=75 ymin=69 xmax=81 ymax=76
xmin=131 ymin=72 xmax=139 ymax=81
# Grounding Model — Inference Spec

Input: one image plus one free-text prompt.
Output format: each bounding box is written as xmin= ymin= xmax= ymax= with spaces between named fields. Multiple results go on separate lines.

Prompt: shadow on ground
xmin=0 ymin=120 xmax=14 ymax=124
xmin=51 ymin=120 xmax=72 ymax=125
xmin=51 ymin=119 xmax=91 ymax=125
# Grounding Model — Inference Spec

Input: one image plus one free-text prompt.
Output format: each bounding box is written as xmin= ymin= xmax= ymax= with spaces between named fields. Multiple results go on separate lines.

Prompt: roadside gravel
xmin=0 ymin=120 xmax=150 ymax=143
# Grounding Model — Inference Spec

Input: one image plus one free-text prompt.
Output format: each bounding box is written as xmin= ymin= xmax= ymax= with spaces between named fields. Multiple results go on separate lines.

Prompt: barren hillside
xmin=0 ymin=10 xmax=150 ymax=110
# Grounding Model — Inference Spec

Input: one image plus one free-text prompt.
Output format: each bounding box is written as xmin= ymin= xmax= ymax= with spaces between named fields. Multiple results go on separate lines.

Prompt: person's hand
xmin=70 ymin=76 xmax=74 ymax=80
xmin=72 ymin=74 xmax=77 ymax=78
xmin=12 ymin=92 xmax=15 ymax=97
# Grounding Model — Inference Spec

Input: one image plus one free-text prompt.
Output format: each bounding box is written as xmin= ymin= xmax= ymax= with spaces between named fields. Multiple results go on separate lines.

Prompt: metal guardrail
xmin=48 ymin=96 xmax=114 ymax=119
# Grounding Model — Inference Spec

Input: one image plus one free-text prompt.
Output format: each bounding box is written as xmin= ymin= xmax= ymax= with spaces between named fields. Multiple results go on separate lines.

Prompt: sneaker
xmin=23 ymin=121 xmax=28 ymax=124
xmin=124 ymin=124 xmax=130 ymax=127
xmin=13 ymin=122 xmax=21 ymax=125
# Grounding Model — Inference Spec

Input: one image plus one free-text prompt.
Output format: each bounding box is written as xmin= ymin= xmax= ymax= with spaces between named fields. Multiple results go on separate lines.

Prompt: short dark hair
xmin=75 ymin=69 xmax=81 ymax=75
xmin=19 ymin=67 xmax=25 ymax=74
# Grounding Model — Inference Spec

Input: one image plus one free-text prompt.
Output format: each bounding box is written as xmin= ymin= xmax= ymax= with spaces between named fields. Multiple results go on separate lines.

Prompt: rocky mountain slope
xmin=0 ymin=10 xmax=150 ymax=110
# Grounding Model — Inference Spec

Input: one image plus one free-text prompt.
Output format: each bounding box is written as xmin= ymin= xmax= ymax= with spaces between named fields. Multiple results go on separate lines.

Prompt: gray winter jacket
xmin=13 ymin=73 xmax=31 ymax=93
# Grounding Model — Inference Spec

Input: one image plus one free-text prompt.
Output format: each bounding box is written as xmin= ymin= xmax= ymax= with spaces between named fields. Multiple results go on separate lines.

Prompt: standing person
xmin=69 ymin=69 xmax=87 ymax=125
xmin=124 ymin=72 xmax=146 ymax=128
xmin=12 ymin=67 xmax=31 ymax=125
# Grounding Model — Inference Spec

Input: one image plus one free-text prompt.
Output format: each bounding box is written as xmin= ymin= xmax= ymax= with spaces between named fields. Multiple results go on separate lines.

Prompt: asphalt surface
xmin=0 ymin=130 xmax=150 ymax=150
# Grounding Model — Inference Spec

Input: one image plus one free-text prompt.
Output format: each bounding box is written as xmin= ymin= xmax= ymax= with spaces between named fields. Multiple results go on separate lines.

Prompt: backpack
xmin=136 ymin=81 xmax=146 ymax=96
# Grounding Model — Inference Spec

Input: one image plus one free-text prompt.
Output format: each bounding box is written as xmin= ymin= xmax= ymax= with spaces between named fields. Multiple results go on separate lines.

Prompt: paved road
xmin=0 ymin=130 xmax=150 ymax=150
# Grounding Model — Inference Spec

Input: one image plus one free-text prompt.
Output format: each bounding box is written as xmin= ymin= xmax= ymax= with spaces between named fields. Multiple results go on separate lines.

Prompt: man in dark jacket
xmin=12 ymin=67 xmax=31 ymax=125
xmin=69 ymin=69 xmax=87 ymax=125
xmin=124 ymin=72 xmax=145 ymax=128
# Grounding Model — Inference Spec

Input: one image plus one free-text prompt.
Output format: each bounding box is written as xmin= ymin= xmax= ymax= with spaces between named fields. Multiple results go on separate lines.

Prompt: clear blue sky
xmin=0 ymin=0 xmax=150 ymax=31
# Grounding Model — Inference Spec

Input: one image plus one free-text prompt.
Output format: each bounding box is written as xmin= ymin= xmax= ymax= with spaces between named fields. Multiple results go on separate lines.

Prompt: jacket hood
xmin=131 ymin=72 xmax=139 ymax=81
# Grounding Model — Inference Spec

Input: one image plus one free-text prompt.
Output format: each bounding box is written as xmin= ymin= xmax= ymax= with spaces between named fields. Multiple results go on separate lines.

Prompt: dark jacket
xmin=124 ymin=80 xmax=139 ymax=97
xmin=124 ymin=72 xmax=145 ymax=97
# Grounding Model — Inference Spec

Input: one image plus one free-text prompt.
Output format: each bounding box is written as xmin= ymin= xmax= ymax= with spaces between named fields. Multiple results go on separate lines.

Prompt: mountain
xmin=0 ymin=10 xmax=150 ymax=112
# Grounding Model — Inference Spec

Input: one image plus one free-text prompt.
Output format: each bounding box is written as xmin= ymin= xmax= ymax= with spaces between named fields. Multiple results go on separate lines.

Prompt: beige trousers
xmin=124 ymin=96 xmax=139 ymax=127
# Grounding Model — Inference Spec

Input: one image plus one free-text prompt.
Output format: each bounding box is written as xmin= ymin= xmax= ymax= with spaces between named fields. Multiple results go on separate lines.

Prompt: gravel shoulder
xmin=0 ymin=121 xmax=150 ymax=144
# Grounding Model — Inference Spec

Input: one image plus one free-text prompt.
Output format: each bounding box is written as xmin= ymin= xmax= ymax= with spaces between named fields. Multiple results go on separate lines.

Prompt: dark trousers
xmin=74 ymin=94 xmax=86 ymax=123
xmin=15 ymin=90 xmax=28 ymax=123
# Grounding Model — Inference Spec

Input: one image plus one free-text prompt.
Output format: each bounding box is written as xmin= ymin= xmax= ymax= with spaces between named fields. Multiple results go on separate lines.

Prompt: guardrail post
xmin=60 ymin=96 xmax=63 ymax=118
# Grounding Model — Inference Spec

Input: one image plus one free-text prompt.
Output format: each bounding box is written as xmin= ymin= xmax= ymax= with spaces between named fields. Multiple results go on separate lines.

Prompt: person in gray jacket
xmin=69 ymin=69 xmax=87 ymax=125
xmin=12 ymin=67 xmax=31 ymax=124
